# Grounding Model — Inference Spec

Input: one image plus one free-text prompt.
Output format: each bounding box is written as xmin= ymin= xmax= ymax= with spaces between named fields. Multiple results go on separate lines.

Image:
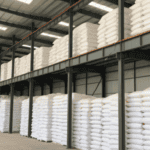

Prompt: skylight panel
xmin=17 ymin=0 xmax=33 ymax=4
xmin=41 ymin=33 xmax=62 ymax=39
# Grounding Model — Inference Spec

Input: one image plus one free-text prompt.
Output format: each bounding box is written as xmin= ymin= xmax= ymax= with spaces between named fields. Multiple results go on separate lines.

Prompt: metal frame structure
xmin=0 ymin=0 xmax=150 ymax=150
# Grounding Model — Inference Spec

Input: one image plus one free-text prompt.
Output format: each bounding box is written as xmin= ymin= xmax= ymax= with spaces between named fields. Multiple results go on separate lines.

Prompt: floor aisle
xmin=0 ymin=132 xmax=79 ymax=150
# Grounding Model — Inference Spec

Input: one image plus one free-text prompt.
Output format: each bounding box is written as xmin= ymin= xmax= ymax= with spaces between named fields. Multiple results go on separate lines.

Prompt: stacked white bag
xmin=141 ymin=88 xmax=150 ymax=150
xmin=0 ymin=96 xmax=26 ymax=133
xmin=97 ymin=8 xmax=131 ymax=48
xmin=49 ymin=38 xmax=60 ymax=65
xmin=6 ymin=60 xmax=12 ymax=80
xmin=37 ymin=94 xmax=60 ymax=142
xmin=101 ymin=97 xmax=111 ymax=150
xmin=73 ymin=22 xmax=98 ymax=57
xmin=20 ymin=98 xmax=29 ymax=136
xmin=109 ymin=93 xmax=128 ymax=150
xmin=1 ymin=63 xmax=7 ymax=81
xmin=51 ymin=94 xmax=65 ymax=144
xmin=24 ymin=53 xmax=30 ymax=74
xmin=129 ymin=0 xmax=143 ymax=36
xmin=141 ymin=0 xmax=150 ymax=32
xmin=90 ymin=98 xmax=102 ymax=150
xmin=20 ymin=96 xmax=37 ymax=136
xmin=57 ymin=35 xmax=69 ymax=63
xmin=14 ymin=57 xmax=20 ymax=77
xmin=34 ymin=47 xmax=51 ymax=70
xmin=31 ymin=96 xmax=42 ymax=139
xmin=72 ymin=94 xmax=95 ymax=149
xmin=126 ymin=91 xmax=143 ymax=150
xmin=79 ymin=98 xmax=93 ymax=150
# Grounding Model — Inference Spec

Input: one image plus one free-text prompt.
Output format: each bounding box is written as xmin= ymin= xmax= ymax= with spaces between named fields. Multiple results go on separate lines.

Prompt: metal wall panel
xmin=87 ymin=82 xmax=102 ymax=95
xmin=106 ymin=65 xmax=118 ymax=72
xmin=106 ymin=80 xmax=118 ymax=95
xmin=22 ymin=88 xmax=28 ymax=96
xmin=43 ymin=84 xmax=50 ymax=95
xmin=125 ymin=79 xmax=134 ymax=93
xmin=76 ymin=85 xmax=86 ymax=94
xmin=136 ymin=60 xmax=150 ymax=68
xmin=53 ymin=80 xmax=65 ymax=94
xmin=136 ymin=67 xmax=150 ymax=78
xmin=136 ymin=76 xmax=150 ymax=91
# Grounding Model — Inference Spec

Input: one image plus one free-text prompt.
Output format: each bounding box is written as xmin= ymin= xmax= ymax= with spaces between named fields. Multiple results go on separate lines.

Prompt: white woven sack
xmin=91 ymin=136 xmax=101 ymax=141
xmin=130 ymin=12 xmax=142 ymax=22
xmin=142 ymin=14 xmax=150 ymax=21
xmin=127 ymin=129 xmax=142 ymax=134
xmin=91 ymin=124 xmax=102 ymax=129
xmin=143 ymin=140 xmax=150 ymax=146
xmin=126 ymin=134 xmax=143 ymax=139
xmin=142 ymin=5 xmax=150 ymax=15
xmin=142 ymin=107 xmax=150 ymax=112
xmin=126 ymin=112 xmax=142 ymax=117
xmin=143 ymin=112 xmax=150 ymax=117
xmin=131 ymin=23 xmax=143 ymax=31
xmin=101 ymin=117 xmax=110 ymax=122
xmin=126 ymin=107 xmax=141 ymax=112
xmin=126 ymin=123 xmax=142 ymax=128
xmin=102 ymin=113 xmax=110 ymax=117
xmin=90 ymin=145 xmax=101 ymax=149
xmin=127 ymin=139 xmax=143 ymax=144
xmin=143 ymin=117 xmax=150 ymax=123
xmin=130 ymin=6 xmax=142 ymax=16
xmin=91 ymin=133 xmax=101 ymax=138
xmin=127 ymin=97 xmax=142 ymax=103
xmin=126 ymin=144 xmax=143 ymax=149
xmin=142 ymin=25 xmax=150 ymax=32
xmin=142 ymin=0 xmax=150 ymax=6
xmin=143 ymin=135 xmax=150 ymax=140
xmin=142 ymin=18 xmax=150 ymax=26
xmin=91 ymin=128 xmax=102 ymax=133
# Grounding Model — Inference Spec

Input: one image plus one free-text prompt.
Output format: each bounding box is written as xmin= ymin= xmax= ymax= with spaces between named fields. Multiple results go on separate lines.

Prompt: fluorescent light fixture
xmin=59 ymin=21 xmax=75 ymax=27
xmin=0 ymin=26 xmax=7 ymax=31
xmin=41 ymin=33 xmax=62 ymax=38
xmin=22 ymin=45 xmax=39 ymax=49
xmin=88 ymin=2 xmax=113 ymax=12
xmin=17 ymin=0 xmax=33 ymax=4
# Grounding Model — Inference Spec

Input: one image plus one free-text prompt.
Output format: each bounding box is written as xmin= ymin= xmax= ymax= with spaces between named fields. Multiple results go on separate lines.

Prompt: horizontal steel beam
xmin=0 ymin=7 xmax=51 ymax=22
xmin=0 ymin=21 xmax=67 ymax=35
xmin=116 ymin=49 xmax=150 ymax=61
xmin=0 ymin=44 xmax=30 ymax=50
xmin=0 ymin=35 xmax=52 ymax=46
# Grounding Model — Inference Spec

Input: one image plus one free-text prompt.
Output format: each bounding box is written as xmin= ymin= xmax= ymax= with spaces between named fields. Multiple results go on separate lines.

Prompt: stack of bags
xmin=20 ymin=98 xmax=29 ymax=136
xmin=49 ymin=39 xmax=60 ymax=65
xmin=56 ymin=35 xmax=69 ymax=63
xmin=51 ymin=94 xmax=65 ymax=144
xmin=141 ymin=88 xmax=150 ymax=150
xmin=72 ymin=94 xmax=95 ymax=149
xmin=20 ymin=96 xmax=37 ymax=136
xmin=24 ymin=54 xmax=30 ymax=74
xmin=37 ymin=94 xmax=60 ymax=142
xmin=6 ymin=60 xmax=12 ymax=80
xmin=0 ymin=96 xmax=26 ymax=133
xmin=34 ymin=47 xmax=51 ymax=70
xmin=14 ymin=57 xmax=20 ymax=77
xmin=129 ymin=0 xmax=143 ymax=36
xmin=97 ymin=8 xmax=131 ymax=48
xmin=90 ymin=98 xmax=102 ymax=150
xmin=79 ymin=98 xmax=93 ymax=150
xmin=73 ymin=22 xmax=98 ymax=57
xmin=101 ymin=97 xmax=110 ymax=150
xmin=126 ymin=91 xmax=143 ymax=150
xmin=141 ymin=0 xmax=150 ymax=32
xmin=31 ymin=96 xmax=42 ymax=139
xmin=1 ymin=63 xmax=7 ymax=81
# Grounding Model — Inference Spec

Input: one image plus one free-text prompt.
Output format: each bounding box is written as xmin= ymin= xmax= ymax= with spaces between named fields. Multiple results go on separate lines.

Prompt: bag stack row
xmin=130 ymin=0 xmax=150 ymax=36
xmin=97 ymin=8 xmax=131 ymax=48
xmin=0 ymin=95 xmax=28 ymax=133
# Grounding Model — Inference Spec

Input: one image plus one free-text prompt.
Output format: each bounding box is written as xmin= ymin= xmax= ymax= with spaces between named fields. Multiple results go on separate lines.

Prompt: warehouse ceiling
xmin=0 ymin=0 xmax=135 ymax=63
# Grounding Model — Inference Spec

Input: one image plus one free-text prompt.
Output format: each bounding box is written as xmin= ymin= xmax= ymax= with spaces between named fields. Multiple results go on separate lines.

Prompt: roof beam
xmin=0 ymin=35 xmax=53 ymax=46
xmin=0 ymin=21 xmax=67 ymax=35
xmin=0 ymin=43 xmax=31 ymax=50
xmin=0 ymin=7 xmax=51 ymax=22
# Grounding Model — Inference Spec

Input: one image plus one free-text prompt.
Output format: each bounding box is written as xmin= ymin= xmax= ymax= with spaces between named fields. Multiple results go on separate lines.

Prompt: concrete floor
xmin=0 ymin=132 xmax=79 ymax=150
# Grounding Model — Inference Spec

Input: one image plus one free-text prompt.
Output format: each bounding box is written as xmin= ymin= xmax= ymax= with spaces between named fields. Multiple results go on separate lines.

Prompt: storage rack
xmin=0 ymin=0 xmax=150 ymax=150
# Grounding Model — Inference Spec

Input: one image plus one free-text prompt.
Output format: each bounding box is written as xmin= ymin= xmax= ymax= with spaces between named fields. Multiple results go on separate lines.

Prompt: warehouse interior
xmin=0 ymin=0 xmax=150 ymax=150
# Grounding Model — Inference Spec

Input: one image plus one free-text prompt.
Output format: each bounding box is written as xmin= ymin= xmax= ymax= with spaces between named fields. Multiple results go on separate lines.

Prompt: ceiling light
xmin=88 ymin=2 xmax=113 ymax=12
xmin=59 ymin=21 xmax=75 ymax=27
xmin=0 ymin=26 xmax=7 ymax=31
xmin=22 ymin=45 xmax=39 ymax=49
xmin=41 ymin=33 xmax=62 ymax=38
xmin=17 ymin=0 xmax=33 ymax=4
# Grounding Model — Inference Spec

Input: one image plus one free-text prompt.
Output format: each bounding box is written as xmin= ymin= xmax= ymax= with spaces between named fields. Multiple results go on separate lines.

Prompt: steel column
xmin=134 ymin=61 xmax=136 ymax=91
xmin=9 ymin=35 xmax=15 ymax=134
xmin=85 ymin=72 xmax=87 ymax=95
xmin=0 ymin=47 xmax=1 ymax=95
xmin=118 ymin=0 xmax=125 ymax=150
xmin=101 ymin=69 xmax=106 ymax=98
xmin=67 ymin=0 xmax=73 ymax=148
xmin=73 ymin=74 xmax=76 ymax=92
xmin=28 ymin=22 xmax=34 ymax=137
xmin=65 ymin=78 xmax=67 ymax=94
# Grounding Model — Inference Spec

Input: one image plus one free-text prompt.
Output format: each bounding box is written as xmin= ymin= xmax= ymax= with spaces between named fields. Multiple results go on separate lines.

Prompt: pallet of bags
xmin=6 ymin=60 xmax=12 ymax=80
xmin=97 ymin=8 xmax=131 ymax=48
xmin=126 ymin=91 xmax=143 ymax=150
xmin=1 ymin=63 xmax=7 ymax=81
